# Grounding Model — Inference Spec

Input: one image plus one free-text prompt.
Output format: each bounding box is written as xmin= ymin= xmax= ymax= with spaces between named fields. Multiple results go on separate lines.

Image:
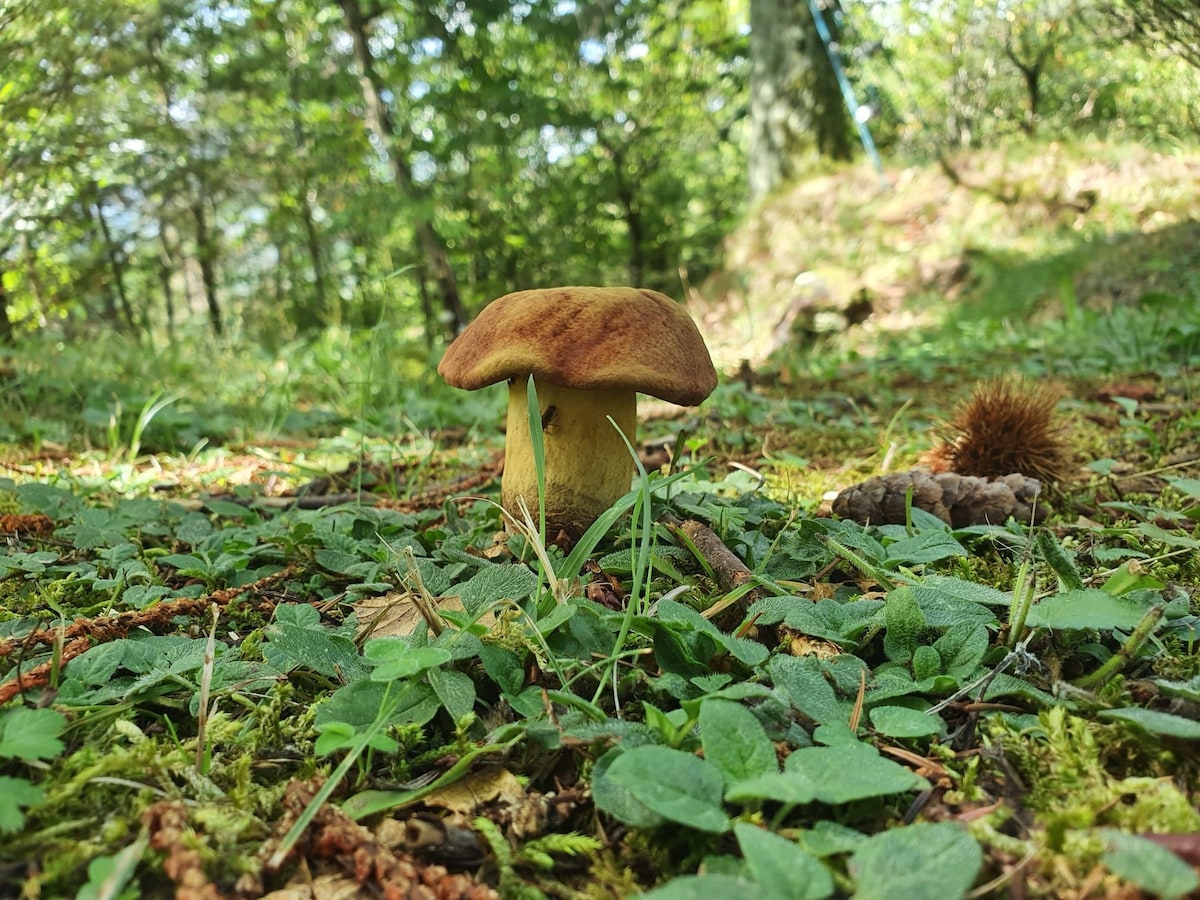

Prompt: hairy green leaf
xmin=1099 ymin=707 xmax=1200 ymax=739
xmin=1036 ymin=530 xmax=1084 ymax=591
xmin=851 ymin=822 xmax=982 ymax=899
xmin=884 ymin=587 xmax=925 ymax=663
xmin=1101 ymin=829 xmax=1199 ymax=898
xmin=598 ymin=746 xmax=730 ymax=832
xmin=916 ymin=574 xmax=1012 ymax=607
xmin=0 ymin=776 xmax=45 ymax=834
xmin=882 ymin=531 xmax=966 ymax=568
xmin=1025 ymin=589 xmax=1152 ymax=631
xmin=735 ymin=823 xmax=834 ymax=900
xmin=0 ymin=708 xmax=66 ymax=761
xmin=700 ymin=699 xmax=778 ymax=786
xmin=869 ymin=705 xmax=946 ymax=738
xmin=766 ymin=655 xmax=849 ymax=726
xmin=640 ymin=874 xmax=759 ymax=899
xmin=785 ymin=742 xmax=928 ymax=804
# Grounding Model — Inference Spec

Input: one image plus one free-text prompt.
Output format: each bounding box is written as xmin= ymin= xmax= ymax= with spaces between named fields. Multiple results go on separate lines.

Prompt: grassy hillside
xmin=697 ymin=140 xmax=1200 ymax=371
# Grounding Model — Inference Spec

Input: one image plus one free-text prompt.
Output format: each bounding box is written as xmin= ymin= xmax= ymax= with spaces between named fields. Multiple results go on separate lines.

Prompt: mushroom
xmin=437 ymin=286 xmax=717 ymax=540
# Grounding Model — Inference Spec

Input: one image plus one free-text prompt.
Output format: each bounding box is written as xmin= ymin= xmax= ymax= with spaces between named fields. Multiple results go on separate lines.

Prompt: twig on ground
xmin=0 ymin=565 xmax=297 ymax=705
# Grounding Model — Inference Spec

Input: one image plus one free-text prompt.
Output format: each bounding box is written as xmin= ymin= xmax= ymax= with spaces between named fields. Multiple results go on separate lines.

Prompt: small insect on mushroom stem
xmin=540 ymin=405 xmax=558 ymax=430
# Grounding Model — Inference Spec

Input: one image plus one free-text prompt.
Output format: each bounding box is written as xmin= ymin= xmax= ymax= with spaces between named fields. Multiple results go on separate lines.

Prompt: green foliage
xmin=734 ymin=823 xmax=834 ymax=900
xmin=0 ymin=708 xmax=66 ymax=761
xmin=597 ymin=745 xmax=730 ymax=832
xmin=1097 ymin=708 xmax=1200 ymax=740
xmin=2 ymin=229 xmax=1200 ymax=898
xmin=1100 ymin=829 xmax=1200 ymax=899
xmin=699 ymin=698 xmax=777 ymax=786
xmin=0 ymin=708 xmax=67 ymax=833
xmin=849 ymin=822 xmax=983 ymax=900
xmin=1025 ymin=589 xmax=1156 ymax=630
xmin=849 ymin=0 xmax=1200 ymax=154
xmin=1 ymin=0 xmax=745 ymax=342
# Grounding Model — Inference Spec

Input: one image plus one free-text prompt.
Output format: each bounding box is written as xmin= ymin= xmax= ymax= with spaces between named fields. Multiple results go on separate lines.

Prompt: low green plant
xmin=0 ymin=707 xmax=67 ymax=833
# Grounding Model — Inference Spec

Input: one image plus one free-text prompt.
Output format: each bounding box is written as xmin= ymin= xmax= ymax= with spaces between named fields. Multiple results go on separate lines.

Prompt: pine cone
xmin=832 ymin=470 xmax=1046 ymax=527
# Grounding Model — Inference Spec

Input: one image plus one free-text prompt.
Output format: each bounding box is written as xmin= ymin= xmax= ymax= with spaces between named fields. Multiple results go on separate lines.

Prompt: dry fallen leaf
xmin=421 ymin=766 xmax=526 ymax=817
xmin=351 ymin=591 xmax=492 ymax=640
xmin=783 ymin=630 xmax=842 ymax=659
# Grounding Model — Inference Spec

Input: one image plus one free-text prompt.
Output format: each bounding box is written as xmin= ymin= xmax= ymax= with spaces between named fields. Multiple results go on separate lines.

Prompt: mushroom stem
xmin=503 ymin=379 xmax=637 ymax=540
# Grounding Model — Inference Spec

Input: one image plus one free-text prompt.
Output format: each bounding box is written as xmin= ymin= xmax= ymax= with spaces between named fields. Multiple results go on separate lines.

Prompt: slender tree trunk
xmin=338 ymin=0 xmax=467 ymax=335
xmin=158 ymin=222 xmax=178 ymax=341
xmin=610 ymin=147 xmax=646 ymax=286
xmin=93 ymin=192 xmax=137 ymax=334
xmin=0 ymin=254 xmax=14 ymax=345
xmin=1004 ymin=37 xmax=1052 ymax=138
xmin=416 ymin=267 xmax=435 ymax=351
xmin=298 ymin=189 xmax=328 ymax=328
xmin=810 ymin=3 xmax=853 ymax=161
xmin=749 ymin=0 xmax=851 ymax=200
xmin=284 ymin=58 xmax=330 ymax=329
xmin=270 ymin=242 xmax=285 ymax=310
xmin=1020 ymin=65 xmax=1041 ymax=137
xmin=190 ymin=194 xmax=223 ymax=336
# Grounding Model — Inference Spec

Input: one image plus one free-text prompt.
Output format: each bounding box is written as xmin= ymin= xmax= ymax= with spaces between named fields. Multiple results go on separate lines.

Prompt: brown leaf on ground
xmin=1094 ymin=382 xmax=1159 ymax=404
xmin=783 ymin=630 xmax=841 ymax=659
xmin=420 ymin=767 xmax=526 ymax=819
xmin=0 ymin=513 xmax=54 ymax=536
xmin=582 ymin=560 xmax=626 ymax=610
xmin=417 ymin=766 xmax=567 ymax=843
xmin=833 ymin=470 xmax=1046 ymax=528
xmin=352 ymin=592 xmax=486 ymax=641
xmin=261 ymin=778 xmax=497 ymax=900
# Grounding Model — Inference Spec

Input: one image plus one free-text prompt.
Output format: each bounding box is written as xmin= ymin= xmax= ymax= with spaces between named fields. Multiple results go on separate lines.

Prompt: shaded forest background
xmin=1 ymin=0 xmax=1198 ymax=348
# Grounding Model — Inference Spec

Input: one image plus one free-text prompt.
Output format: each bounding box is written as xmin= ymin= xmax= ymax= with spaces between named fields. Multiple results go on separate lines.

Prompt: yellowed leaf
xmin=352 ymin=592 xmax=492 ymax=640
xmin=420 ymin=767 xmax=525 ymax=816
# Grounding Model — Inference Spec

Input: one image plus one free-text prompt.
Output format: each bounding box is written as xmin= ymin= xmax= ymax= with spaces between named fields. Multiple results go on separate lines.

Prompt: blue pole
xmin=806 ymin=0 xmax=887 ymax=187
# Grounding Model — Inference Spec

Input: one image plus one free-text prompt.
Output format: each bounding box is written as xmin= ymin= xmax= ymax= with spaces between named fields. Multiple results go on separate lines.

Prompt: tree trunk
xmin=602 ymin=138 xmax=646 ymax=286
xmin=810 ymin=3 xmax=853 ymax=161
xmin=190 ymin=194 xmax=223 ymax=336
xmin=284 ymin=56 xmax=330 ymax=330
xmin=749 ymin=0 xmax=851 ymax=200
xmin=337 ymin=0 xmax=468 ymax=336
xmin=1004 ymin=35 xmax=1052 ymax=138
xmin=0 ymin=255 xmax=14 ymax=345
xmin=416 ymin=266 xmax=435 ymax=350
xmin=93 ymin=190 xmax=138 ymax=334
xmin=158 ymin=222 xmax=178 ymax=341
xmin=298 ymin=189 xmax=329 ymax=329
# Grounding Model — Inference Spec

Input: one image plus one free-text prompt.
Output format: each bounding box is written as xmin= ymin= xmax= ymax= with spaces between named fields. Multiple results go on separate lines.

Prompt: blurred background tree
xmin=0 ymin=0 xmax=1194 ymax=346
xmin=749 ymin=0 xmax=851 ymax=200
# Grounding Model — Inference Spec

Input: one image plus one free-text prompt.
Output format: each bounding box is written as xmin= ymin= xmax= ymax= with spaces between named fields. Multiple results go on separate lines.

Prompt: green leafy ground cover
xmin=3 ymin=147 xmax=1200 ymax=898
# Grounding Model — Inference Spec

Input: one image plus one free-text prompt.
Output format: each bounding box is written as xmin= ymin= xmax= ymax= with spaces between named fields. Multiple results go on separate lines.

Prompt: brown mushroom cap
xmin=437 ymin=286 xmax=718 ymax=406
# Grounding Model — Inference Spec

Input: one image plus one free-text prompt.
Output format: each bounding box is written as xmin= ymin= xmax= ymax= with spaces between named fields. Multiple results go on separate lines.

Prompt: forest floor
xmin=2 ymin=138 xmax=1200 ymax=899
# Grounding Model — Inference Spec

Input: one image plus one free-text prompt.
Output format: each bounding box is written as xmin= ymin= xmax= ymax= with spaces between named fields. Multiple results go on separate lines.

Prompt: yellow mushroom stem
xmin=503 ymin=378 xmax=637 ymax=540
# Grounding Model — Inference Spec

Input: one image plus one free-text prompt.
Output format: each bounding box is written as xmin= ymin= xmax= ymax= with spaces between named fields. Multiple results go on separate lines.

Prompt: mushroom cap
xmin=437 ymin=286 xmax=718 ymax=406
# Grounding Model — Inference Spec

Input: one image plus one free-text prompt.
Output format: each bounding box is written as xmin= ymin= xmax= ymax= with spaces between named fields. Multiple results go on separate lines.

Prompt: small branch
xmin=0 ymin=566 xmax=297 ymax=705
xmin=663 ymin=513 xmax=766 ymax=628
